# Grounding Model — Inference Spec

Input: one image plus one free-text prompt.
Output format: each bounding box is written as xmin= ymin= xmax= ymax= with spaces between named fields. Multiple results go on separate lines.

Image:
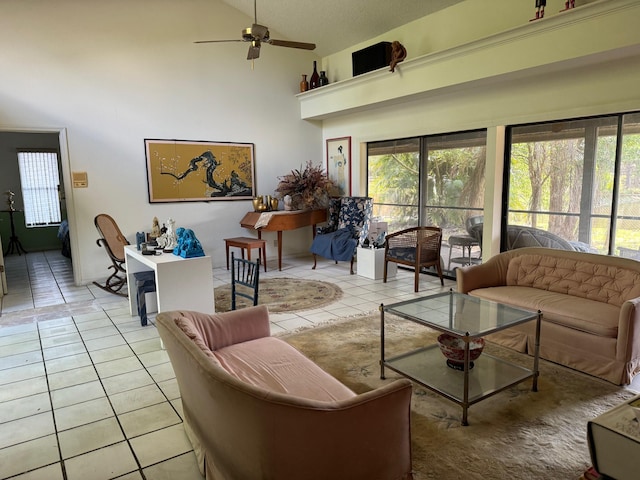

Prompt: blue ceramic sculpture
xmin=173 ymin=227 xmax=205 ymax=258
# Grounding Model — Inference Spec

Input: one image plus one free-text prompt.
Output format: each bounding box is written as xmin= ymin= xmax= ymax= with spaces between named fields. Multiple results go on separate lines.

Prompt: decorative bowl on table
xmin=437 ymin=333 xmax=485 ymax=370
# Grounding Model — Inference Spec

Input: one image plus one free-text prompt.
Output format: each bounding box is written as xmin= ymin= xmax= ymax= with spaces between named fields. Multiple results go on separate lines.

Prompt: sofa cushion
xmin=506 ymin=254 xmax=640 ymax=307
xmin=175 ymin=316 xmax=221 ymax=364
xmin=470 ymin=286 xmax=620 ymax=338
xmin=214 ymin=337 xmax=356 ymax=402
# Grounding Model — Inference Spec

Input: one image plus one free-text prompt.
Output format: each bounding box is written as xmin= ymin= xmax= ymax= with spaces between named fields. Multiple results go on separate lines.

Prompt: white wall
xmin=0 ymin=0 xmax=322 ymax=283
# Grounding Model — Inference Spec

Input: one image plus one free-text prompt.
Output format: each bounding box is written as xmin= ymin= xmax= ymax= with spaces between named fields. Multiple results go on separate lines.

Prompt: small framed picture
xmin=326 ymin=136 xmax=351 ymax=196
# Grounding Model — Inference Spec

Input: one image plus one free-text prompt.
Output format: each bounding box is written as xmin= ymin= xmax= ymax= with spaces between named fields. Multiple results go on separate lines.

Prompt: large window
xmin=505 ymin=112 xmax=640 ymax=257
xmin=17 ymin=150 xmax=62 ymax=227
xmin=367 ymin=130 xmax=487 ymax=274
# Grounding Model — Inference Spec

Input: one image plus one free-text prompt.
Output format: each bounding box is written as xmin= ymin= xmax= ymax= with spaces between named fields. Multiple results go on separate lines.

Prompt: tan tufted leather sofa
xmin=456 ymin=247 xmax=640 ymax=385
xmin=156 ymin=305 xmax=414 ymax=480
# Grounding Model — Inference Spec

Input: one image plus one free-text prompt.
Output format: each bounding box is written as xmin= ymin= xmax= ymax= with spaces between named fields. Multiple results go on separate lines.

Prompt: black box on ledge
xmin=352 ymin=41 xmax=392 ymax=77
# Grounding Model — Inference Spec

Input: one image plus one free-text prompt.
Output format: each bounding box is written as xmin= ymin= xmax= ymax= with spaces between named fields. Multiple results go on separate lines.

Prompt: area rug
xmin=284 ymin=314 xmax=636 ymax=480
xmin=214 ymin=278 xmax=343 ymax=313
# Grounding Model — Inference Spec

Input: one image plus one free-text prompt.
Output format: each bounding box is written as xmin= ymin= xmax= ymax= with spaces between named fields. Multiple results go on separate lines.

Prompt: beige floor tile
xmin=0 ymin=391 xmax=50 ymax=423
xmin=1 ymin=350 xmax=43 ymax=370
xmin=44 ymin=352 xmax=92 ymax=375
xmin=116 ymin=472 xmax=144 ymax=480
xmin=137 ymin=349 xmax=170 ymax=368
xmin=0 ymin=411 xmax=55 ymax=449
xmin=84 ymin=334 xmax=126 ymax=352
xmin=89 ymin=344 xmax=135 ymax=364
xmin=74 ymin=317 xmax=113 ymax=331
xmin=170 ymin=398 xmax=184 ymax=418
xmin=94 ymin=356 xmax=144 ymax=379
xmin=129 ymin=423 xmax=193 ymax=468
xmin=50 ymin=380 xmax=106 ymax=409
xmin=47 ymin=365 xmax=99 ymax=391
xmin=40 ymin=333 xmax=82 ymax=350
xmin=64 ymin=441 xmax=138 ymax=480
xmin=11 ymin=463 xmax=64 ymax=480
xmin=122 ymin=328 xmax=160 ymax=344
xmin=0 ymin=434 xmax=60 ymax=479
xmin=0 ymin=362 xmax=45 ymax=386
xmin=38 ymin=324 xmax=78 ymax=339
xmin=110 ymin=383 xmax=167 ymax=414
xmin=118 ymin=401 xmax=181 ymax=438
xmin=78 ymin=325 xmax=120 ymax=341
xmin=129 ymin=338 xmax=163 ymax=355
xmin=0 ymin=375 xmax=48 ymax=403
xmin=0 ymin=339 xmax=41 ymax=357
xmin=157 ymin=378 xmax=180 ymax=400
xmin=0 ymin=331 xmax=38 ymax=348
xmin=42 ymin=342 xmax=87 ymax=361
xmin=54 ymin=397 xmax=114 ymax=431
xmin=58 ymin=416 xmax=125 ymax=459
xmin=143 ymin=451 xmax=204 ymax=480
xmin=146 ymin=362 xmax=175 ymax=383
xmin=101 ymin=369 xmax=155 ymax=396
xmin=73 ymin=311 xmax=111 ymax=323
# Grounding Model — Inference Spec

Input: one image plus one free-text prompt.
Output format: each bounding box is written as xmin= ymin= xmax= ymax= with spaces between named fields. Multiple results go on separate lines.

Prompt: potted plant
xmin=274 ymin=161 xmax=336 ymax=210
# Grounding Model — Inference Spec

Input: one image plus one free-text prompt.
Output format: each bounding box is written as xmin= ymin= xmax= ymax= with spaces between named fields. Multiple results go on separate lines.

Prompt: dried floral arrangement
xmin=274 ymin=161 xmax=336 ymax=210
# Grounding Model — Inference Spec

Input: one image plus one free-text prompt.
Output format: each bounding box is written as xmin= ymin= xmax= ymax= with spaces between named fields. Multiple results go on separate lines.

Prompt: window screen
xmin=17 ymin=150 xmax=62 ymax=227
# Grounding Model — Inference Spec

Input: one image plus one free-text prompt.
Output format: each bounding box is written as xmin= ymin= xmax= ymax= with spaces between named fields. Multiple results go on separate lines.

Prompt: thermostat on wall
xmin=72 ymin=172 xmax=88 ymax=188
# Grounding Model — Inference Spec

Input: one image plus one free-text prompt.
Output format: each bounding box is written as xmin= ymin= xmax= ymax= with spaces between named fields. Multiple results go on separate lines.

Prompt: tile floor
xmin=0 ymin=250 xmax=453 ymax=480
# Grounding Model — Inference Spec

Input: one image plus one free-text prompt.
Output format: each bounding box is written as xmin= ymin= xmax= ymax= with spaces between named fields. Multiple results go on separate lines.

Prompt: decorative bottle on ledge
xmin=309 ymin=61 xmax=319 ymax=89
xmin=319 ymin=71 xmax=329 ymax=87
xmin=300 ymin=74 xmax=309 ymax=92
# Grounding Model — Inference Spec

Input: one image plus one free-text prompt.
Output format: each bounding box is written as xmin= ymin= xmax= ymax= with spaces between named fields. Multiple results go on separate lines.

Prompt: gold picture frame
xmin=326 ymin=136 xmax=351 ymax=196
xmin=145 ymin=139 xmax=255 ymax=203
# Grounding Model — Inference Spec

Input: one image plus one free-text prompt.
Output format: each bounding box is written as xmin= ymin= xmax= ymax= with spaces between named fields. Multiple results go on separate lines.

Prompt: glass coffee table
xmin=380 ymin=290 xmax=542 ymax=425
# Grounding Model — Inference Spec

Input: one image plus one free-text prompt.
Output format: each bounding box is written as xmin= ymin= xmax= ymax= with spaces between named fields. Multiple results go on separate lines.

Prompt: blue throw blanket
xmin=310 ymin=227 xmax=357 ymax=262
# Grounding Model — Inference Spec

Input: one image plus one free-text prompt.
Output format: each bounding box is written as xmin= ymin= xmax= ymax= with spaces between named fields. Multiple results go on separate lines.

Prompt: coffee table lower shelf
xmin=381 ymin=344 xmax=537 ymax=424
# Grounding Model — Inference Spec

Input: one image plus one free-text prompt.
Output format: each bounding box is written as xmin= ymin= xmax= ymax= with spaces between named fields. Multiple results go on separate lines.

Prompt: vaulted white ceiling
xmin=219 ymin=0 xmax=464 ymax=57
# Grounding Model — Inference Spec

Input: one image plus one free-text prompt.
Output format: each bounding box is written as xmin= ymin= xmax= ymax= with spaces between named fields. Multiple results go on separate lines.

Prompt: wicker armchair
xmin=384 ymin=226 xmax=444 ymax=292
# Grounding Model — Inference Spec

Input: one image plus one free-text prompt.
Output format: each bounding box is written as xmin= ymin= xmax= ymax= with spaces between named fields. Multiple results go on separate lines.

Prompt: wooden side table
xmin=224 ymin=237 xmax=267 ymax=272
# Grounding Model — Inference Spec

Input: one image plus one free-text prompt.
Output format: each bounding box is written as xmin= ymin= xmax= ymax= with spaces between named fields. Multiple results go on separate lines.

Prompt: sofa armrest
xmin=616 ymin=297 xmax=640 ymax=383
xmin=456 ymin=261 xmax=504 ymax=293
xmin=157 ymin=305 xmax=271 ymax=351
xmin=244 ymin=378 xmax=415 ymax=480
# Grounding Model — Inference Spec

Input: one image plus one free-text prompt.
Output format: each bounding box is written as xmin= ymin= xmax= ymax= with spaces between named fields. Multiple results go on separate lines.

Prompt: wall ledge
xmin=298 ymin=0 xmax=640 ymax=120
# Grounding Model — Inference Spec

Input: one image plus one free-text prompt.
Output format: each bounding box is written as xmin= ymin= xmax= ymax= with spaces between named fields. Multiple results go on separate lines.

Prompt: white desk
xmin=124 ymin=245 xmax=214 ymax=317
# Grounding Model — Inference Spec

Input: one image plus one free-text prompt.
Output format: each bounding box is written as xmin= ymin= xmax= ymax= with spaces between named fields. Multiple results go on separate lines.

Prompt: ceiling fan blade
xmin=267 ymin=39 xmax=316 ymax=50
xmin=194 ymin=39 xmax=245 ymax=44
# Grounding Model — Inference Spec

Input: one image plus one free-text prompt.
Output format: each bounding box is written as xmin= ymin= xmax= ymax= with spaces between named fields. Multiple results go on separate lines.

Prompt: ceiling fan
xmin=194 ymin=0 xmax=316 ymax=63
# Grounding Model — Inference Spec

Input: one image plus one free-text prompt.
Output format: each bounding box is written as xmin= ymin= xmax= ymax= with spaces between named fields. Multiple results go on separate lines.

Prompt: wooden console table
xmin=240 ymin=209 xmax=327 ymax=270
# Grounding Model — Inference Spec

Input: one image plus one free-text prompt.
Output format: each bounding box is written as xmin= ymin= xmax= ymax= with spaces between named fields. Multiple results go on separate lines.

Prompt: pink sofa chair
xmin=156 ymin=305 xmax=414 ymax=480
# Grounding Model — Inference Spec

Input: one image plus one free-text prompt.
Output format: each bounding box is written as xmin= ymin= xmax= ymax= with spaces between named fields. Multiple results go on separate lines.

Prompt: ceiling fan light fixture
xmin=247 ymin=39 xmax=261 ymax=60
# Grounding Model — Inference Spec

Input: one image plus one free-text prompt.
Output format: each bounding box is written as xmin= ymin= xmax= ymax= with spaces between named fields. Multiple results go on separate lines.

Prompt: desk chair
xmin=93 ymin=214 xmax=129 ymax=296
xmin=231 ymin=252 xmax=260 ymax=310
xmin=134 ymin=271 xmax=156 ymax=326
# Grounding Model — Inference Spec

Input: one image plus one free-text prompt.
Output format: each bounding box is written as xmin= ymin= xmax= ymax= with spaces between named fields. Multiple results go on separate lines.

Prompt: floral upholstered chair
xmin=310 ymin=196 xmax=373 ymax=274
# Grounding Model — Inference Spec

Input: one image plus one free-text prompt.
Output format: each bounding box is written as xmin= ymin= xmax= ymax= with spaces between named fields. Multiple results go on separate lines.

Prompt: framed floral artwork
xmin=145 ymin=139 xmax=255 ymax=203
xmin=326 ymin=136 xmax=351 ymax=196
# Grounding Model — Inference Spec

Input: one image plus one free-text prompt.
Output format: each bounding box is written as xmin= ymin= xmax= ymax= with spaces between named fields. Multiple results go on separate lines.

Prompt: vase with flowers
xmin=275 ymin=161 xmax=336 ymax=211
